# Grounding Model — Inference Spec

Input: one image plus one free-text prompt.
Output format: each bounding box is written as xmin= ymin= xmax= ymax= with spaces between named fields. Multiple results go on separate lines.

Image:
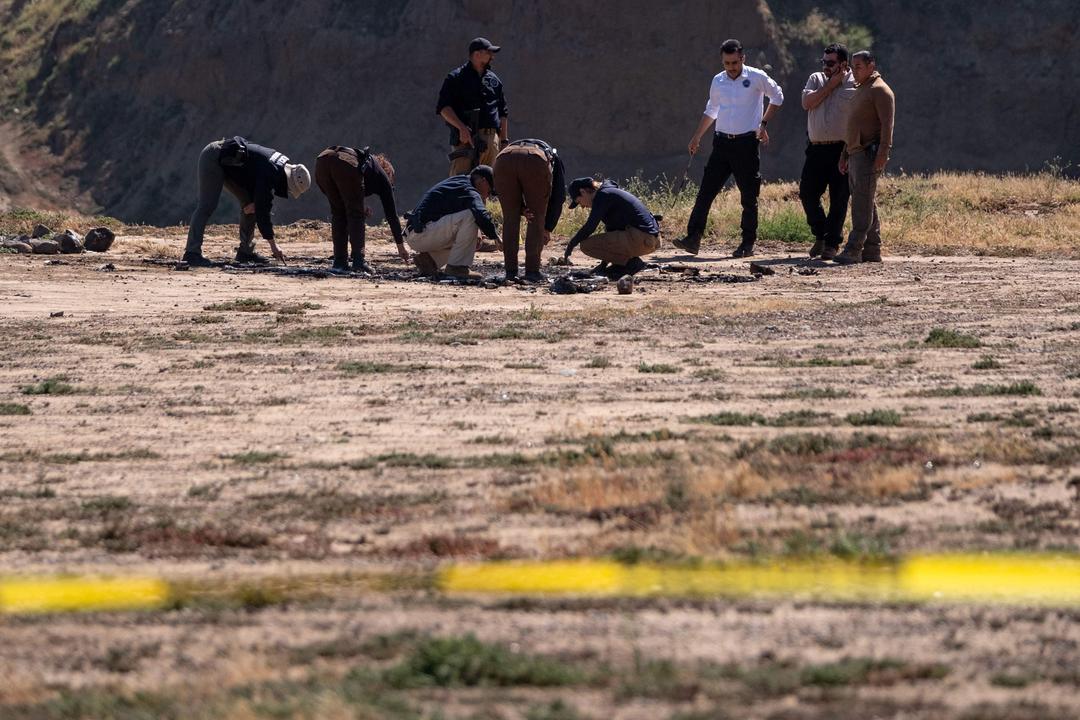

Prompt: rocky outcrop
xmin=1 ymin=0 xmax=1077 ymax=226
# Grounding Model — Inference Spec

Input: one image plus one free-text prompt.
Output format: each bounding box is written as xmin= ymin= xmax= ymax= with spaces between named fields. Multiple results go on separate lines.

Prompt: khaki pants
xmin=449 ymin=128 xmax=501 ymax=176
xmin=494 ymin=145 xmax=551 ymax=275
xmin=580 ymin=226 xmax=661 ymax=265
xmin=405 ymin=209 xmax=478 ymax=268
xmin=845 ymin=149 xmax=881 ymax=254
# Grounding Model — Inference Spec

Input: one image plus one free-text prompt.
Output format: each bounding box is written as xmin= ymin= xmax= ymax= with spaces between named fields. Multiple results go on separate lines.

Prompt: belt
xmin=715 ymin=130 xmax=757 ymax=140
xmin=809 ymin=140 xmax=844 ymax=145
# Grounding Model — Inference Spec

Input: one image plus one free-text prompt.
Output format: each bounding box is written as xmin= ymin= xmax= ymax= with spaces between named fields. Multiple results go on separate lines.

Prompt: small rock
xmin=1 ymin=240 xmax=33 ymax=253
xmin=173 ymin=261 xmax=191 ymax=271
xmin=49 ymin=311 xmax=64 ymax=318
xmin=31 ymin=224 xmax=52 ymax=239
xmin=550 ymin=276 xmax=580 ymax=294
xmin=100 ymin=263 xmax=116 ymax=272
xmin=84 ymin=227 xmax=116 ymax=252
xmin=616 ymin=274 xmax=634 ymax=294
xmin=749 ymin=261 xmax=775 ymax=275
xmin=55 ymin=230 xmax=84 ymax=254
xmin=30 ymin=239 xmax=61 ymax=255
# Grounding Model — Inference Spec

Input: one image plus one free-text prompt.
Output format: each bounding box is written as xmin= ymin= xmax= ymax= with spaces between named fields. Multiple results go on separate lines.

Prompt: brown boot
xmin=444 ymin=264 xmax=481 ymax=280
xmin=413 ymin=252 xmax=438 ymax=277
xmin=808 ymin=237 xmax=824 ymax=258
xmin=820 ymin=243 xmax=840 ymax=261
xmin=861 ymin=242 xmax=882 ymax=263
xmin=833 ymin=239 xmax=865 ymax=265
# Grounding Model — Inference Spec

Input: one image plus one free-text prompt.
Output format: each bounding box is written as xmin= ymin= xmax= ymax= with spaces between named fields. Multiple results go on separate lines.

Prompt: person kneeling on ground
xmin=183 ymin=136 xmax=311 ymax=267
xmin=403 ymin=165 xmax=502 ymax=280
xmin=314 ymin=145 xmax=409 ymax=274
xmin=493 ymin=138 xmax=566 ymax=283
xmin=562 ymin=178 xmax=661 ymax=277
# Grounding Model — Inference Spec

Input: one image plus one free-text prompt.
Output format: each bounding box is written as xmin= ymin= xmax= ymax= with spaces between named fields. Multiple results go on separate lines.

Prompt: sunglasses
xmin=821 ymin=59 xmax=839 ymax=67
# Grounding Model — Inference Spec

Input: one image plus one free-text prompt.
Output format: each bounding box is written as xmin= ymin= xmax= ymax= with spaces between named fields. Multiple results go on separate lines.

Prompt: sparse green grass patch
xmin=384 ymin=634 xmax=583 ymax=688
xmin=21 ymin=376 xmax=77 ymax=395
xmin=228 ymin=451 xmax=287 ymax=465
xmin=973 ymin=355 xmax=1001 ymax=370
xmin=204 ymin=298 xmax=271 ymax=312
xmin=918 ymin=381 xmax=1042 ymax=397
xmin=638 ymin=362 xmax=681 ymax=374
xmin=0 ymin=402 xmax=31 ymax=415
xmin=846 ymin=409 xmax=902 ymax=426
xmin=925 ymin=327 xmax=982 ymax=348
xmin=584 ymin=357 xmax=611 ymax=368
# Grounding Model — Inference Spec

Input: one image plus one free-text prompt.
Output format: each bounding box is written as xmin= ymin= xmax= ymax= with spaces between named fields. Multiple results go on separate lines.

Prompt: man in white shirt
xmin=800 ymin=43 xmax=856 ymax=260
xmin=674 ymin=38 xmax=784 ymax=259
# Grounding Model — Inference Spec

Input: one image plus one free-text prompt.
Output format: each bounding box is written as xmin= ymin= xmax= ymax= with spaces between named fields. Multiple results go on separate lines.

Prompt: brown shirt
xmin=844 ymin=72 xmax=895 ymax=156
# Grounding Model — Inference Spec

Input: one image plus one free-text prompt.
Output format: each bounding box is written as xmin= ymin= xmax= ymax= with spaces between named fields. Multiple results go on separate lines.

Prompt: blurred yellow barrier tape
xmin=2 ymin=555 xmax=1078 ymax=615
xmin=440 ymin=554 xmax=1080 ymax=605
xmin=0 ymin=577 xmax=169 ymax=614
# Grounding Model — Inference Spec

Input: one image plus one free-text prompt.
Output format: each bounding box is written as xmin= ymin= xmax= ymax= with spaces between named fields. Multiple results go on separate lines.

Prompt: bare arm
xmin=802 ymin=72 xmax=843 ymax=111
xmin=688 ymin=114 xmax=715 ymax=155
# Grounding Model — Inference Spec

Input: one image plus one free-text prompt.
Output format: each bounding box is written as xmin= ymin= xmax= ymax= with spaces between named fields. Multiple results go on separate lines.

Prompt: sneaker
xmin=732 ymin=241 xmax=755 ymax=258
xmin=352 ymin=258 xmax=375 ymax=275
xmin=672 ymin=233 xmax=701 ymax=255
xmin=181 ymin=252 xmax=215 ymax=268
xmin=413 ymin=252 xmax=438 ymax=277
xmin=809 ymin=238 xmax=824 ymax=258
xmin=444 ymin=264 xmax=481 ymax=280
xmin=820 ymin=244 xmax=840 ymax=261
xmin=523 ymin=270 xmax=547 ymax=284
xmin=476 ymin=241 xmax=499 ymax=253
xmin=234 ymin=250 xmax=271 ymax=265
xmin=624 ymin=257 xmax=646 ymax=275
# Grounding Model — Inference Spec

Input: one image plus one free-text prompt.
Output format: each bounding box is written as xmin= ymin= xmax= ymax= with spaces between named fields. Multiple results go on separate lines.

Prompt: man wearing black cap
xmin=563 ymin=177 xmax=661 ymax=277
xmin=436 ymin=37 xmax=509 ymax=177
xmin=403 ymin=165 xmax=502 ymax=280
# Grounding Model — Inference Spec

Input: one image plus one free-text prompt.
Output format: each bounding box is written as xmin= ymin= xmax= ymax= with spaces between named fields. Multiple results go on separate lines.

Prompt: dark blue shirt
xmin=405 ymin=175 xmax=499 ymax=241
xmin=567 ymin=180 xmax=659 ymax=249
xmin=220 ymin=141 xmax=288 ymax=241
xmin=358 ymin=152 xmax=404 ymax=244
xmin=436 ymin=62 xmax=508 ymax=131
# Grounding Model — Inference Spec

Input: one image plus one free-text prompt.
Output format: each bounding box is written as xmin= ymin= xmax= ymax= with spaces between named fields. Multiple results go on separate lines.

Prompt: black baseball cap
xmin=468 ymin=37 xmax=501 ymax=54
xmin=567 ymin=177 xmax=595 ymax=208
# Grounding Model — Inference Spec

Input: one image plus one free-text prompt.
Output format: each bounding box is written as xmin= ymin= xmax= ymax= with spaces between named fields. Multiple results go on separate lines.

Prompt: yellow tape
xmin=440 ymin=554 xmax=1080 ymax=605
xmin=0 ymin=577 xmax=169 ymax=614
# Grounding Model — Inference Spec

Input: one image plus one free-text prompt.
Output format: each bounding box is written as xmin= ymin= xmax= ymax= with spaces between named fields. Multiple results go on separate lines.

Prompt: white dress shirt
xmin=703 ymin=65 xmax=785 ymax=135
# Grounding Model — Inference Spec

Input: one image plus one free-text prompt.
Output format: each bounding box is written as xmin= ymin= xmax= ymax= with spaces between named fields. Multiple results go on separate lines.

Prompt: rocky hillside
xmin=0 ymin=0 xmax=1077 ymax=226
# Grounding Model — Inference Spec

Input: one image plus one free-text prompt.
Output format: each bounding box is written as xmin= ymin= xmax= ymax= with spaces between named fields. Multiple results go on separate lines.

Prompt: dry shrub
xmin=124 ymin=236 xmax=175 ymax=258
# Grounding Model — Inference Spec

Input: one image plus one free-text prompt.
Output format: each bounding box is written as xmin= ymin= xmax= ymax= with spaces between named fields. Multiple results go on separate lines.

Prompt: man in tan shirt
xmin=835 ymin=50 xmax=895 ymax=265
xmin=800 ymin=43 xmax=856 ymax=260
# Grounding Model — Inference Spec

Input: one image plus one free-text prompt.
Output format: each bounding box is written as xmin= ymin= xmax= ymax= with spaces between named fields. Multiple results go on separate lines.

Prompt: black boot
xmin=181 ymin=252 xmax=215 ymax=268
xmin=809 ymin=237 xmax=824 ymax=258
xmin=352 ymin=257 xmax=375 ymax=275
xmin=672 ymin=233 xmax=701 ymax=255
xmin=732 ymin=241 xmax=755 ymax=258
xmin=234 ymin=249 xmax=270 ymax=265
xmin=624 ymin=257 xmax=646 ymax=275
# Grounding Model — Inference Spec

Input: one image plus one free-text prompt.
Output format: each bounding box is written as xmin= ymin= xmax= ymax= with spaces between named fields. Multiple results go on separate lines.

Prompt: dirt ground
xmin=1 ymin=225 xmax=1079 ymax=719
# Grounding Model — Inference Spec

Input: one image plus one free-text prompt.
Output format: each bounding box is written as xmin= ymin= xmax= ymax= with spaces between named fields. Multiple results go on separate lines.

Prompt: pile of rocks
xmin=0 ymin=224 xmax=116 ymax=255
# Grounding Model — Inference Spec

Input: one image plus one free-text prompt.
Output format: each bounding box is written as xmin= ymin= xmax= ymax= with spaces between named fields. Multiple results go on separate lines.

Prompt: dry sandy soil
xmin=1 ymin=224 xmax=1079 ymax=719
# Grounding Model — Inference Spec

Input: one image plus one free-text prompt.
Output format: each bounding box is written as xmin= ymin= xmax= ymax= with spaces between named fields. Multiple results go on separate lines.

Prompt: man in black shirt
xmin=436 ymin=37 xmax=509 ymax=177
xmin=314 ymin=145 xmax=408 ymax=274
xmin=404 ymin=165 xmax=502 ymax=281
xmin=563 ymin=178 xmax=662 ymax=277
xmin=493 ymin=138 xmax=566 ymax=283
xmin=183 ymin=137 xmax=311 ymax=267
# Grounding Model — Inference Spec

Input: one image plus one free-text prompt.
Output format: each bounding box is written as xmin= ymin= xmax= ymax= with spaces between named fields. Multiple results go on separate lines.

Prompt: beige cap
xmin=285 ymin=163 xmax=311 ymax=199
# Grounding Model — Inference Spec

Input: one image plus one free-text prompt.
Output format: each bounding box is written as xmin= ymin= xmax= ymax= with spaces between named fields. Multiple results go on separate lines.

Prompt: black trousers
xmin=799 ymin=141 xmax=850 ymax=248
xmin=687 ymin=133 xmax=761 ymax=243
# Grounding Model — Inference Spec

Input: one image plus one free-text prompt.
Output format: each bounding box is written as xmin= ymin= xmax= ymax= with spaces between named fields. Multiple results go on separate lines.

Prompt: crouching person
xmin=562 ymin=178 xmax=661 ymax=276
xmin=184 ymin=136 xmax=311 ymax=267
xmin=315 ymin=146 xmax=409 ymax=273
xmin=403 ymin=166 xmax=501 ymax=280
